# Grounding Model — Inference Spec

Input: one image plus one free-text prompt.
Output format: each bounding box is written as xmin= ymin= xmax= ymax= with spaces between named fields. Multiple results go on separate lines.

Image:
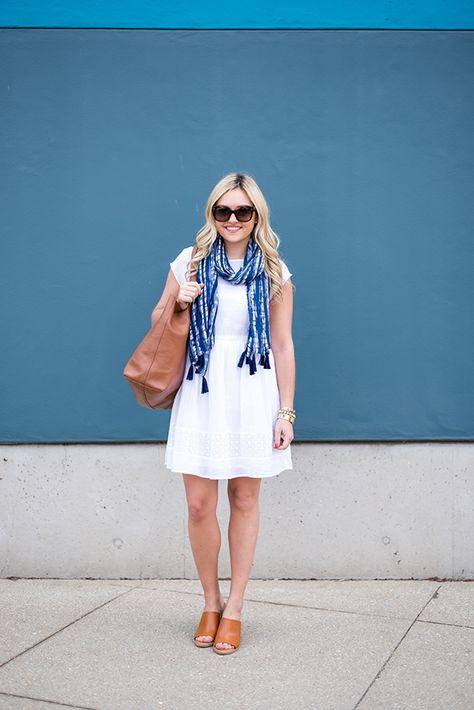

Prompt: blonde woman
xmin=151 ymin=173 xmax=296 ymax=655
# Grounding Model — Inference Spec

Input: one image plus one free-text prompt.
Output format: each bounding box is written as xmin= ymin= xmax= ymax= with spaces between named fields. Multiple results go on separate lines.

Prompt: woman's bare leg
xmin=182 ymin=473 xmax=226 ymax=643
xmin=214 ymin=476 xmax=262 ymax=651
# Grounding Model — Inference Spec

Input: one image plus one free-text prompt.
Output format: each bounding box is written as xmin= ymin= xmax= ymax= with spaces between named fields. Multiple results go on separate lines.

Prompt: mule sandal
xmin=193 ymin=611 xmax=222 ymax=647
xmin=212 ymin=617 xmax=241 ymax=655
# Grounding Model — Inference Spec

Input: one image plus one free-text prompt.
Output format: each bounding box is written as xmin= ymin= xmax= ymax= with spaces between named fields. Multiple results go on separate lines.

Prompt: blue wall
xmin=1 ymin=1 xmax=474 ymax=29
xmin=1 ymin=27 xmax=473 ymax=441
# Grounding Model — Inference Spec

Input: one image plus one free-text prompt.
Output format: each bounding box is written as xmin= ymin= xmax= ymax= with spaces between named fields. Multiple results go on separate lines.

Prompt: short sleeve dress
xmin=164 ymin=245 xmax=294 ymax=480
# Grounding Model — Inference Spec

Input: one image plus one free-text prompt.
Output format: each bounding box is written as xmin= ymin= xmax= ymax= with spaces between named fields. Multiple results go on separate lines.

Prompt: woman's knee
xmin=228 ymin=484 xmax=260 ymax=513
xmin=187 ymin=497 xmax=217 ymax=522
xmin=183 ymin=474 xmax=218 ymax=522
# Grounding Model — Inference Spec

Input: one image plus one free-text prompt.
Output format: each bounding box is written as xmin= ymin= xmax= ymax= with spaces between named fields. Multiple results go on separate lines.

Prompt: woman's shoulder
xmin=169 ymin=245 xmax=195 ymax=285
xmin=171 ymin=244 xmax=194 ymax=261
xmin=269 ymin=255 xmax=293 ymax=299
xmin=277 ymin=255 xmax=293 ymax=284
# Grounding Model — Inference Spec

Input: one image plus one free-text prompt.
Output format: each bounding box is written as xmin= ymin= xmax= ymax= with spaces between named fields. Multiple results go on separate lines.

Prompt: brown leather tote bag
xmin=123 ymin=245 xmax=197 ymax=409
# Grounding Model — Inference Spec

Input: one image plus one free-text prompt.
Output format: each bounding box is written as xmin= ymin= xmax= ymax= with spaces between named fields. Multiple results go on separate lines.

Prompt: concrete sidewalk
xmin=0 ymin=579 xmax=472 ymax=709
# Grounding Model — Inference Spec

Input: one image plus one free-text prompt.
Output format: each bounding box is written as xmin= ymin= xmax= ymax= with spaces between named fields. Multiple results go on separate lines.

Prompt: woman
xmin=151 ymin=173 xmax=296 ymax=655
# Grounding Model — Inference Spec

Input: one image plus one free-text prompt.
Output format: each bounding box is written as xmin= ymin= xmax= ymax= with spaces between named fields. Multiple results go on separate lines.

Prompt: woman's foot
xmin=214 ymin=601 xmax=242 ymax=651
xmin=194 ymin=594 xmax=226 ymax=644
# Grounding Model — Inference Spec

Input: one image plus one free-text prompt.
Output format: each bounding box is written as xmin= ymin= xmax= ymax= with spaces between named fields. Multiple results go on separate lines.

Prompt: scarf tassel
xmin=186 ymin=356 xmax=209 ymax=393
xmin=237 ymin=350 xmax=257 ymax=375
xmin=237 ymin=350 xmax=256 ymax=374
xmin=248 ymin=353 xmax=257 ymax=375
xmin=237 ymin=350 xmax=271 ymax=374
xmin=186 ymin=353 xmax=205 ymax=381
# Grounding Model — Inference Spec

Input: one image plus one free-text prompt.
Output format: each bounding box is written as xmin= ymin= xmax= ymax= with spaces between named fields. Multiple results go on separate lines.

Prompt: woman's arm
xmin=270 ymin=278 xmax=295 ymax=409
xmin=150 ymin=269 xmax=186 ymax=327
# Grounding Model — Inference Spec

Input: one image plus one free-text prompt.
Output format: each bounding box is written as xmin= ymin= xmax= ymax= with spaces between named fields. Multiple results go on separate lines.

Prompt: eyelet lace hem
xmin=165 ymin=423 xmax=275 ymax=459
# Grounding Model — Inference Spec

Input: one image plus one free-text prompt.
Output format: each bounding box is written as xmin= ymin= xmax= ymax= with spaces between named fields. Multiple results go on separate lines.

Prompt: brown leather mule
xmin=193 ymin=611 xmax=222 ymax=647
xmin=212 ymin=617 xmax=241 ymax=655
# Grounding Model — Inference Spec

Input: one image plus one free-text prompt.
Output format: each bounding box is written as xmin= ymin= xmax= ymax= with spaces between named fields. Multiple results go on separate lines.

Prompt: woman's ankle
xmin=203 ymin=591 xmax=225 ymax=611
xmin=223 ymin=597 xmax=243 ymax=614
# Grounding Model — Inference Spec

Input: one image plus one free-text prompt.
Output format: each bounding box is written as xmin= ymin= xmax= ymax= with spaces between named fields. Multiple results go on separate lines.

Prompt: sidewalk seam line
xmin=147 ymin=586 xmax=430 ymax=622
xmin=0 ymin=585 xmax=141 ymax=671
xmin=0 ymin=690 xmax=95 ymax=709
xmin=351 ymin=582 xmax=444 ymax=709
xmin=416 ymin=618 xmax=474 ymax=630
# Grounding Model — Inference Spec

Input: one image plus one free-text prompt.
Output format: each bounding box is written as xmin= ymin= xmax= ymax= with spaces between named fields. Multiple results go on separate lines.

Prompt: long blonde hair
xmin=185 ymin=172 xmax=292 ymax=302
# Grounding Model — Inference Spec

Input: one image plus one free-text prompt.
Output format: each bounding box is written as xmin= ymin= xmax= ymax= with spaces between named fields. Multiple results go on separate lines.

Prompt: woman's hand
xmin=274 ymin=418 xmax=294 ymax=449
xmin=176 ymin=281 xmax=205 ymax=310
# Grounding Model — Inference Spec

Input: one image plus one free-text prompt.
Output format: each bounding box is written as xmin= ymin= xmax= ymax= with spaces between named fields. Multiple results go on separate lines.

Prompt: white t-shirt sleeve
xmin=280 ymin=258 xmax=292 ymax=285
xmin=169 ymin=245 xmax=194 ymax=286
xmin=269 ymin=258 xmax=293 ymax=299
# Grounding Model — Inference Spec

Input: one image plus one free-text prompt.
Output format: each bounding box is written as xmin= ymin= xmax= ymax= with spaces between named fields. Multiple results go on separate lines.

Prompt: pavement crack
xmin=416 ymin=617 xmax=474 ymax=630
xmin=0 ymin=585 xmax=141 ymax=670
xmin=139 ymin=585 xmax=425 ymax=622
xmin=0 ymin=690 xmax=96 ymax=708
xmin=352 ymin=583 xmax=443 ymax=709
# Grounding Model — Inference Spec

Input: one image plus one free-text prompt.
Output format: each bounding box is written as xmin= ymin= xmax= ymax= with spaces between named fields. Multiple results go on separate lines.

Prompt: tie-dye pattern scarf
xmin=186 ymin=235 xmax=271 ymax=394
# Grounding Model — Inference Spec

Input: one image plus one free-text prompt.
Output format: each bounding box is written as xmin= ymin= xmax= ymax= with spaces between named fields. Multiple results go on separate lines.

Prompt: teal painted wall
xmin=1 ymin=1 xmax=473 ymax=29
xmin=1 ymin=28 xmax=473 ymax=441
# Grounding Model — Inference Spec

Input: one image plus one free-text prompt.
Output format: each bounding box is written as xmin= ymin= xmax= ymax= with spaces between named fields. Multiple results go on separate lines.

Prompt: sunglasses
xmin=212 ymin=205 xmax=256 ymax=223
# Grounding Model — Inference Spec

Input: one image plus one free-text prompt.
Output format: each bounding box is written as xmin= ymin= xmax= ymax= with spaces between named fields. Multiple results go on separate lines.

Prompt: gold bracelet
xmin=278 ymin=413 xmax=295 ymax=424
xmin=278 ymin=408 xmax=296 ymax=424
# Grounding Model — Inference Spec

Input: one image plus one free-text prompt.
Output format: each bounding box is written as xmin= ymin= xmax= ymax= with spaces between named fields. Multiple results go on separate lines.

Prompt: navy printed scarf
xmin=186 ymin=235 xmax=271 ymax=394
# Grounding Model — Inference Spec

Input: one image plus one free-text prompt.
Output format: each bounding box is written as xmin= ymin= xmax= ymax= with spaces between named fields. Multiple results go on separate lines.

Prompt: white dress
xmin=164 ymin=245 xmax=293 ymax=480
